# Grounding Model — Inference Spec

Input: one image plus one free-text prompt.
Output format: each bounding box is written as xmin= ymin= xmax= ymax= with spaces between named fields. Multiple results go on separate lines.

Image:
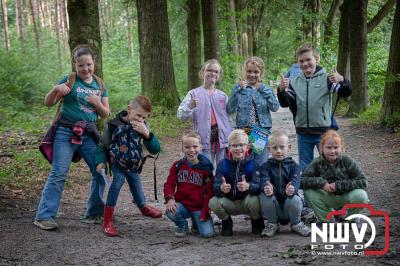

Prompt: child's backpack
xmin=109 ymin=124 xmax=143 ymax=172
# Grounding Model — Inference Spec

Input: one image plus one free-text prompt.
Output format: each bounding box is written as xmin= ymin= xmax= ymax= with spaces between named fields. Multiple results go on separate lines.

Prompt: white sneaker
xmin=34 ymin=219 xmax=59 ymax=230
xmin=291 ymin=222 xmax=311 ymax=237
xmin=261 ymin=223 xmax=279 ymax=237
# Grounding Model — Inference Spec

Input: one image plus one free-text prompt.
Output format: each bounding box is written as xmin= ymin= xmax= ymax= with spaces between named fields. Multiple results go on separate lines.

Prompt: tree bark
xmin=55 ymin=0 xmax=62 ymax=71
xmin=186 ymin=0 xmax=202 ymax=90
xmin=67 ymin=0 xmax=103 ymax=77
xmin=226 ymin=0 xmax=239 ymax=55
xmin=201 ymin=0 xmax=220 ymax=60
xmin=15 ymin=0 xmax=25 ymax=43
xmin=337 ymin=1 xmax=350 ymax=79
xmin=368 ymin=0 xmax=396 ymax=33
xmin=348 ymin=0 xmax=369 ymax=115
xmin=126 ymin=1 xmax=133 ymax=58
xmin=303 ymin=0 xmax=321 ymax=45
xmin=136 ymin=0 xmax=179 ymax=109
xmin=381 ymin=0 xmax=400 ymax=127
xmin=1 ymin=0 xmax=10 ymax=50
xmin=29 ymin=0 xmax=41 ymax=58
xmin=99 ymin=0 xmax=109 ymax=41
xmin=324 ymin=0 xmax=342 ymax=44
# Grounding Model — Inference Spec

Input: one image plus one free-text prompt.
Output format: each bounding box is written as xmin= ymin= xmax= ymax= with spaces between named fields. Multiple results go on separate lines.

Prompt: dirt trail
xmin=0 ymin=108 xmax=399 ymax=265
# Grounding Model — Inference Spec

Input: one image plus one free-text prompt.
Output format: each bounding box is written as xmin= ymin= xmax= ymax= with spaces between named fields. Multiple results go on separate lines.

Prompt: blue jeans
xmin=106 ymin=166 xmax=146 ymax=208
xmin=165 ymin=202 xmax=215 ymax=238
xmin=259 ymin=194 xmax=303 ymax=225
xmin=36 ymin=126 xmax=105 ymax=221
xmin=202 ymin=147 xmax=225 ymax=170
xmin=297 ymin=133 xmax=321 ymax=172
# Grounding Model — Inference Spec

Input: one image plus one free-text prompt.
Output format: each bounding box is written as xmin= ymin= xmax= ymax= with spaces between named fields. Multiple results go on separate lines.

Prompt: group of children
xmin=34 ymin=43 xmax=369 ymax=241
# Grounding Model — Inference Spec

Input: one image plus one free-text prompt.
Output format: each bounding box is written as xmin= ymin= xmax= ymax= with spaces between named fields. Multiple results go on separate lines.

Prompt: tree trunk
xmin=201 ymin=0 xmax=220 ymax=60
xmin=55 ymin=0 xmax=62 ymax=71
xmin=337 ymin=1 xmax=350 ymax=79
xmin=67 ymin=0 xmax=103 ymax=78
xmin=15 ymin=0 xmax=25 ymax=43
xmin=381 ymin=0 xmax=400 ymax=127
xmin=126 ymin=1 xmax=133 ymax=58
xmin=368 ymin=0 xmax=396 ymax=33
xmin=187 ymin=0 xmax=202 ymax=90
xmin=226 ymin=0 xmax=239 ymax=55
xmin=99 ymin=0 xmax=109 ymax=41
xmin=303 ymin=0 xmax=321 ymax=45
xmin=29 ymin=0 xmax=41 ymax=59
xmin=136 ymin=0 xmax=179 ymax=109
xmin=348 ymin=0 xmax=369 ymax=115
xmin=1 ymin=0 xmax=10 ymax=50
xmin=324 ymin=0 xmax=342 ymax=44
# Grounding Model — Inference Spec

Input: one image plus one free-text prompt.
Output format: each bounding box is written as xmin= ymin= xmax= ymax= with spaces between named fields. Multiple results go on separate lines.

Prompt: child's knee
xmin=349 ymin=189 xmax=369 ymax=204
xmin=286 ymin=195 xmax=303 ymax=209
xmin=259 ymin=193 xmax=276 ymax=208
xmin=208 ymin=196 xmax=220 ymax=211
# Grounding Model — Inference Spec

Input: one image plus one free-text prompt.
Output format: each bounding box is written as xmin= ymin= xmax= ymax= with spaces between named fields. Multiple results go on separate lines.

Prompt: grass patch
xmin=351 ymin=102 xmax=381 ymax=126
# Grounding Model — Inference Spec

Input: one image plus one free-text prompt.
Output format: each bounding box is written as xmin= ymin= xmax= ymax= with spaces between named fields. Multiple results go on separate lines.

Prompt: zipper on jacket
xmin=233 ymin=160 xmax=241 ymax=198
xmin=306 ymin=80 xmax=309 ymax=128
xmin=279 ymin=161 xmax=282 ymax=195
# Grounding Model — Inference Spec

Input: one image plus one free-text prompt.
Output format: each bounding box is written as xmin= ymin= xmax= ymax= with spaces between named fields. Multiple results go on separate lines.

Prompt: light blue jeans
xmin=36 ymin=126 xmax=105 ymax=221
xmin=202 ymin=147 xmax=225 ymax=170
xmin=297 ymin=133 xmax=322 ymax=172
xmin=259 ymin=194 xmax=303 ymax=225
xmin=165 ymin=203 xmax=215 ymax=238
xmin=106 ymin=166 xmax=146 ymax=208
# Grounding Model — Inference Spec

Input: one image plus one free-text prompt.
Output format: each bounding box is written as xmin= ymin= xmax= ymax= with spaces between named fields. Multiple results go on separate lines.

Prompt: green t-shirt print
xmin=58 ymin=75 xmax=109 ymax=122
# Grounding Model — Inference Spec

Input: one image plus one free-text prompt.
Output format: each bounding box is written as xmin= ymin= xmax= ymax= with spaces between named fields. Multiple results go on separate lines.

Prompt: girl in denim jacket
xmin=227 ymin=56 xmax=280 ymax=167
xmin=177 ymin=59 xmax=233 ymax=168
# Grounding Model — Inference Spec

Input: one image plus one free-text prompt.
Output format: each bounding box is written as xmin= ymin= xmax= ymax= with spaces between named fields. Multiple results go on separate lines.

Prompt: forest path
xmin=0 ymin=107 xmax=399 ymax=265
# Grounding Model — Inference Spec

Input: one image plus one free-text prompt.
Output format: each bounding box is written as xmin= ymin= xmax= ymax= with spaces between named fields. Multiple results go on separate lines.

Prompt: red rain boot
xmin=140 ymin=205 xmax=162 ymax=218
xmin=102 ymin=206 xmax=117 ymax=237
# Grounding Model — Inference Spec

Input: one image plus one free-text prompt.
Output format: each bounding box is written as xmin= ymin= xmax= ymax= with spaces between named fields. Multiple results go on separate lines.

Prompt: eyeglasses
xmin=205 ymin=69 xmax=220 ymax=74
xmin=229 ymin=143 xmax=247 ymax=149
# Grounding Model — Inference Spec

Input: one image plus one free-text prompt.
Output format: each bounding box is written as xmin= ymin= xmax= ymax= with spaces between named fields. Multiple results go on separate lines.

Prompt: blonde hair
xmin=182 ymin=132 xmax=201 ymax=143
xmin=319 ymin=130 xmax=345 ymax=152
xmin=296 ymin=44 xmax=320 ymax=61
xmin=241 ymin=56 xmax=265 ymax=82
xmin=228 ymin=129 xmax=248 ymax=144
xmin=198 ymin=59 xmax=222 ymax=79
xmin=268 ymin=130 xmax=289 ymax=146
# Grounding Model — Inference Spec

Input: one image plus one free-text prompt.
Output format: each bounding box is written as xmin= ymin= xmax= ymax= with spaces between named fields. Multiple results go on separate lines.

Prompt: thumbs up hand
xmin=220 ymin=176 xmax=231 ymax=194
xmin=264 ymin=181 xmax=274 ymax=196
xmin=237 ymin=175 xmax=250 ymax=192
xmin=328 ymin=67 xmax=344 ymax=83
xmin=239 ymin=80 xmax=248 ymax=89
xmin=190 ymin=93 xmax=199 ymax=108
xmin=285 ymin=181 xmax=295 ymax=196
xmin=278 ymin=73 xmax=289 ymax=92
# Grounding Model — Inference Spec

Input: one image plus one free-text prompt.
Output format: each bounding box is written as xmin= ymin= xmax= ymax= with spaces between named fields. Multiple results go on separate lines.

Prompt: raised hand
xmin=264 ymin=181 xmax=274 ymax=196
xmin=220 ymin=176 xmax=231 ymax=194
xmin=278 ymin=73 xmax=289 ymax=92
xmin=131 ymin=120 xmax=150 ymax=139
xmin=328 ymin=67 xmax=344 ymax=83
xmin=166 ymin=199 xmax=178 ymax=213
xmin=190 ymin=93 xmax=199 ymax=108
xmin=285 ymin=181 xmax=295 ymax=196
xmin=56 ymin=83 xmax=71 ymax=96
xmin=87 ymin=94 xmax=102 ymax=107
xmin=236 ymin=175 xmax=250 ymax=192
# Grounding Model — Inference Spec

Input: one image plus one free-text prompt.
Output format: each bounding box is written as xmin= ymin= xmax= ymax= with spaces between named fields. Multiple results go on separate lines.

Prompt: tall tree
xmin=136 ymin=0 xmax=179 ymax=108
xmin=29 ymin=0 xmax=41 ymax=58
xmin=1 ymin=0 xmax=10 ymax=50
xmin=201 ymin=0 xmax=220 ymax=60
xmin=323 ymin=0 xmax=342 ymax=44
xmin=348 ymin=0 xmax=368 ymax=115
xmin=186 ymin=0 xmax=202 ymax=90
xmin=15 ymin=0 xmax=25 ymax=44
xmin=337 ymin=0 xmax=350 ymax=79
xmin=381 ymin=0 xmax=400 ymax=128
xmin=226 ymin=0 xmax=239 ymax=55
xmin=55 ymin=0 xmax=62 ymax=71
xmin=67 ymin=0 xmax=103 ymax=77
xmin=125 ymin=1 xmax=133 ymax=58
xmin=303 ymin=0 xmax=321 ymax=45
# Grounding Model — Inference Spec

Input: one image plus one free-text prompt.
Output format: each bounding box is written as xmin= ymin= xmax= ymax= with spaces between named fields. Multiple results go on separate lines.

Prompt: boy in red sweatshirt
xmin=164 ymin=133 xmax=215 ymax=238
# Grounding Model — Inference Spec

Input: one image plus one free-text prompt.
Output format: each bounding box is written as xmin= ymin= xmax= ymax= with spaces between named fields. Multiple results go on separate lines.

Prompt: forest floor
xmin=0 ymin=107 xmax=399 ymax=266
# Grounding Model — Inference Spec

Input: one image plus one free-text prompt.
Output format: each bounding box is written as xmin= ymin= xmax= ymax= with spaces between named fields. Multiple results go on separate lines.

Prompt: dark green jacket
xmin=301 ymin=154 xmax=367 ymax=194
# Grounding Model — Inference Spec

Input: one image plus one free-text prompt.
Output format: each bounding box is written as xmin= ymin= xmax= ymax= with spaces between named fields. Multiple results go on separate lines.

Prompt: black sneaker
xmin=251 ymin=217 xmax=265 ymax=234
xmin=221 ymin=216 xmax=233 ymax=236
